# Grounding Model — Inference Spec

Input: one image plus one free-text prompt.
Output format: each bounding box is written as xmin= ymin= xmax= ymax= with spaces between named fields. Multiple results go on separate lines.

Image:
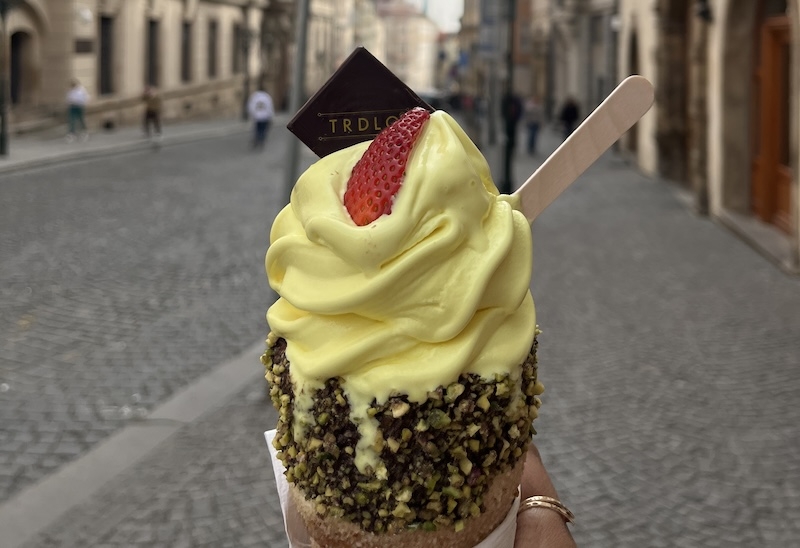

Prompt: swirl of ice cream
xmin=266 ymin=111 xmax=535 ymax=411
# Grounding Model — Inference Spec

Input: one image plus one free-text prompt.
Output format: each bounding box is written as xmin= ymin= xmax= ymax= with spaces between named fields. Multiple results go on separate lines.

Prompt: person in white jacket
xmin=247 ymin=87 xmax=274 ymax=150
xmin=66 ymin=80 xmax=90 ymax=142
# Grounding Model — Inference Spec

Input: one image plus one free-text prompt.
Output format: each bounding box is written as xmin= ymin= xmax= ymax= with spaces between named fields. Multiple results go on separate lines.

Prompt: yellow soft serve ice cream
xmin=266 ymin=111 xmax=535 ymax=406
xmin=264 ymin=108 xmax=543 ymax=545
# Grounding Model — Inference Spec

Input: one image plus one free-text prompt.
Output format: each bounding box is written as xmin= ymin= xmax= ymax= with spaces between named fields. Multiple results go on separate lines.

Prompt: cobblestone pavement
xmin=520 ymin=135 xmax=800 ymax=546
xmin=24 ymin=384 xmax=287 ymax=548
xmin=6 ymin=124 xmax=800 ymax=547
xmin=0 ymin=125 xmax=303 ymax=502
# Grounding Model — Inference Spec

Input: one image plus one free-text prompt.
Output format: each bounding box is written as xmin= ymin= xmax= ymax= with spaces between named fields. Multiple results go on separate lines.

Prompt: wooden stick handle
xmin=514 ymin=76 xmax=655 ymax=223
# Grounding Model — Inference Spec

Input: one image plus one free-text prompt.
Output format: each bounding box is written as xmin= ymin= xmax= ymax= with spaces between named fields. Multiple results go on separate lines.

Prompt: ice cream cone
xmin=264 ymin=109 xmax=542 ymax=546
xmin=264 ymin=334 xmax=541 ymax=547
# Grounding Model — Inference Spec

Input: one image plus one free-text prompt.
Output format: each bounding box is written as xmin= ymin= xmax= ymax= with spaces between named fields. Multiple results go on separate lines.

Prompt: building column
xmin=688 ymin=12 xmax=710 ymax=215
xmin=40 ymin=0 xmax=75 ymax=109
xmin=654 ymin=0 xmax=689 ymax=183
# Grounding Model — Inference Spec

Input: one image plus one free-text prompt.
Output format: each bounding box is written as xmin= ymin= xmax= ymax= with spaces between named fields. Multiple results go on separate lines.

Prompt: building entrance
xmin=10 ymin=31 xmax=34 ymax=105
xmin=751 ymin=2 xmax=792 ymax=233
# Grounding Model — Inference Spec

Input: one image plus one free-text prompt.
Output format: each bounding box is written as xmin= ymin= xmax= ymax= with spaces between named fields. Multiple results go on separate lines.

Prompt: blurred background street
xmin=2 ymin=0 xmax=800 ymax=547
xmin=1 ymin=121 xmax=799 ymax=547
xmin=0 ymin=117 xmax=292 ymax=503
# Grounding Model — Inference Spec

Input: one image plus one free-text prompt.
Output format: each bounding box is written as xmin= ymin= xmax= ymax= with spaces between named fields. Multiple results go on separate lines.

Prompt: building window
xmin=98 ymin=16 xmax=114 ymax=95
xmin=75 ymin=40 xmax=94 ymax=54
xmin=208 ymin=20 xmax=218 ymax=79
xmin=764 ymin=0 xmax=787 ymax=16
xmin=146 ymin=19 xmax=160 ymax=87
xmin=232 ymin=23 xmax=243 ymax=74
xmin=590 ymin=15 xmax=604 ymax=45
xmin=181 ymin=21 xmax=193 ymax=83
xmin=10 ymin=31 xmax=33 ymax=105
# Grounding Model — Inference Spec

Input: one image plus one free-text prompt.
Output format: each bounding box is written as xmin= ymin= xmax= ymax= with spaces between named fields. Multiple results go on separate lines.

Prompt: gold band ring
xmin=517 ymin=496 xmax=575 ymax=524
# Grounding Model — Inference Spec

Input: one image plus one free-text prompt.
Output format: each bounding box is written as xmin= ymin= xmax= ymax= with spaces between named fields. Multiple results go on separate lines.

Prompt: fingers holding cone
xmin=514 ymin=444 xmax=577 ymax=548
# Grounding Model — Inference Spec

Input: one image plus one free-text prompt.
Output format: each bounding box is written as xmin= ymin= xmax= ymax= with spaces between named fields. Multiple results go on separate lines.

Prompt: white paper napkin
xmin=266 ymin=430 xmax=518 ymax=548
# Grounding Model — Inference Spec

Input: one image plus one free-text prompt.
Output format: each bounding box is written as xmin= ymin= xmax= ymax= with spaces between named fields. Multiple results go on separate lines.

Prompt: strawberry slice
xmin=344 ymin=107 xmax=431 ymax=226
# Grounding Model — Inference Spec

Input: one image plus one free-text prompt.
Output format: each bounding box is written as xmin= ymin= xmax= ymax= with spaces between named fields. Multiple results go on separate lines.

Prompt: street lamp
xmin=500 ymin=0 xmax=517 ymax=194
xmin=0 ymin=0 xmax=24 ymax=157
xmin=283 ymin=0 xmax=310 ymax=205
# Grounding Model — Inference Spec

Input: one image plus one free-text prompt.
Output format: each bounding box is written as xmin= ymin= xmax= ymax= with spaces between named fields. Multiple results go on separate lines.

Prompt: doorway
xmin=655 ymin=0 xmax=690 ymax=184
xmin=146 ymin=19 xmax=160 ymax=87
xmin=10 ymin=31 xmax=34 ymax=105
xmin=751 ymin=1 xmax=791 ymax=233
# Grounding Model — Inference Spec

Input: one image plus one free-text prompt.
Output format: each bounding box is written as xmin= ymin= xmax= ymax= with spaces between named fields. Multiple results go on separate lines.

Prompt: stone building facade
xmin=454 ymin=0 xmax=797 ymax=271
xmin=5 ymin=0 xmax=270 ymax=133
xmin=535 ymin=0 xmax=618 ymax=121
xmin=259 ymin=0 xmax=295 ymax=112
xmin=376 ymin=0 xmax=438 ymax=93
xmin=457 ymin=0 xmax=618 ymax=121
xmin=457 ymin=0 xmax=482 ymax=100
xmin=303 ymin=0 xmax=387 ymax=98
xmin=619 ymin=0 xmax=799 ymax=272
xmin=302 ymin=0 xmax=441 ymax=100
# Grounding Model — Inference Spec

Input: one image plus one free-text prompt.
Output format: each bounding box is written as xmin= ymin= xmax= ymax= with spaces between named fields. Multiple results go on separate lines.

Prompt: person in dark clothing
xmin=524 ymin=95 xmax=543 ymax=156
xmin=500 ymin=91 xmax=524 ymax=194
xmin=559 ymin=97 xmax=580 ymax=139
xmin=502 ymin=92 xmax=524 ymax=146
xmin=247 ymin=88 xmax=275 ymax=150
xmin=142 ymin=86 xmax=163 ymax=138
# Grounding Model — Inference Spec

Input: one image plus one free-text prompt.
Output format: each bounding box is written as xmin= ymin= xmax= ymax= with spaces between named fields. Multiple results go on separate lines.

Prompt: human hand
xmin=514 ymin=444 xmax=577 ymax=548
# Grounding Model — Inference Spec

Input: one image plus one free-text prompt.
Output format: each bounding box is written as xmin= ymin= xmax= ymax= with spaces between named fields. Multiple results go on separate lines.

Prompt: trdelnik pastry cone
xmin=263 ymin=109 xmax=543 ymax=547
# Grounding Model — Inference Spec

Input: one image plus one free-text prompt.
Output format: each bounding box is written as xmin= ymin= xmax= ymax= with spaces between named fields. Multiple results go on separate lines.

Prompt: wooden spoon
xmin=514 ymin=75 xmax=655 ymax=223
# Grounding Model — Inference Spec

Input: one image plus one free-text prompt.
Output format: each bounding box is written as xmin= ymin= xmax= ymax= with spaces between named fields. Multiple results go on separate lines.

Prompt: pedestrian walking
xmin=66 ymin=80 xmax=89 ymax=142
xmin=500 ymin=91 xmax=524 ymax=194
xmin=524 ymin=95 xmax=543 ymax=155
xmin=247 ymin=87 xmax=274 ymax=150
xmin=502 ymin=91 xmax=524 ymax=148
xmin=558 ymin=97 xmax=580 ymax=140
xmin=142 ymin=86 xmax=163 ymax=139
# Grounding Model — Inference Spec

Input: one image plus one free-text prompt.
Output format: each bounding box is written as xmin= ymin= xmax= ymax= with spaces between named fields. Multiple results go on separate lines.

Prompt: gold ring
xmin=517 ymin=495 xmax=575 ymax=524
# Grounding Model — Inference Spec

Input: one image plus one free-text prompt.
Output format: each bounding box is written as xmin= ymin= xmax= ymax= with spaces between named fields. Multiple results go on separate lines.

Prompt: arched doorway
xmin=10 ymin=31 xmax=36 ymax=106
xmin=751 ymin=0 xmax=791 ymax=233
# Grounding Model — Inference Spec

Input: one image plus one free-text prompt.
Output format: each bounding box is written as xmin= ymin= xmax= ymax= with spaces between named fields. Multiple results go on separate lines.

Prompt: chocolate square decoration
xmin=287 ymin=47 xmax=433 ymax=157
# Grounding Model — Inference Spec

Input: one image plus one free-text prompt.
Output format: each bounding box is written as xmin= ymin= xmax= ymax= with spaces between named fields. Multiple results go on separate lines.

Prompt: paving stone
xmin=0 ymin=129 xmax=293 ymax=503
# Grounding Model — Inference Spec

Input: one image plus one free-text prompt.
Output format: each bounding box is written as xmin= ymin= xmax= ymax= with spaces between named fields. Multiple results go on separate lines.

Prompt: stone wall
xmin=7 ymin=0 xmax=267 ymax=133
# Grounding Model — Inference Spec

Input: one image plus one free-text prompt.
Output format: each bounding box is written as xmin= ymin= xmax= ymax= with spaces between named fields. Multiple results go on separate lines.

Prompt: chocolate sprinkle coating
xmin=262 ymin=336 xmax=542 ymax=534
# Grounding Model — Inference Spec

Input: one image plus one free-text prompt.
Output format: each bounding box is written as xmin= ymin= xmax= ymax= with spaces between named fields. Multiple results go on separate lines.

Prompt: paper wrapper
xmin=266 ymin=430 xmax=519 ymax=548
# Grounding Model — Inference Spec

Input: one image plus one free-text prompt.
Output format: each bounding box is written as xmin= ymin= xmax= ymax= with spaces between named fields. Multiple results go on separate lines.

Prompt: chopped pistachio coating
xmin=262 ymin=336 xmax=541 ymax=534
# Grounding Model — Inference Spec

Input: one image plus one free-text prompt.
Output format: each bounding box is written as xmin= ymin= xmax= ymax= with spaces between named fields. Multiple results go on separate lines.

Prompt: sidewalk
xmin=0 ymin=114 xmax=289 ymax=175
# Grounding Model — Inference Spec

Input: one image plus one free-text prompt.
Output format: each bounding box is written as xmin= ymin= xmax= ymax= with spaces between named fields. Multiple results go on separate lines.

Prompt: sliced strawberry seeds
xmin=343 ymin=107 xmax=431 ymax=226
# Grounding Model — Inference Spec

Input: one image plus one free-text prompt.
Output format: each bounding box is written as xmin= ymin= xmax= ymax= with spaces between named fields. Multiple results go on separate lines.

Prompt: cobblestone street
xmin=2 ymin=124 xmax=799 ymax=547
xmin=0 ymin=123 xmax=298 ymax=502
xmin=23 ymin=382 xmax=286 ymax=548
